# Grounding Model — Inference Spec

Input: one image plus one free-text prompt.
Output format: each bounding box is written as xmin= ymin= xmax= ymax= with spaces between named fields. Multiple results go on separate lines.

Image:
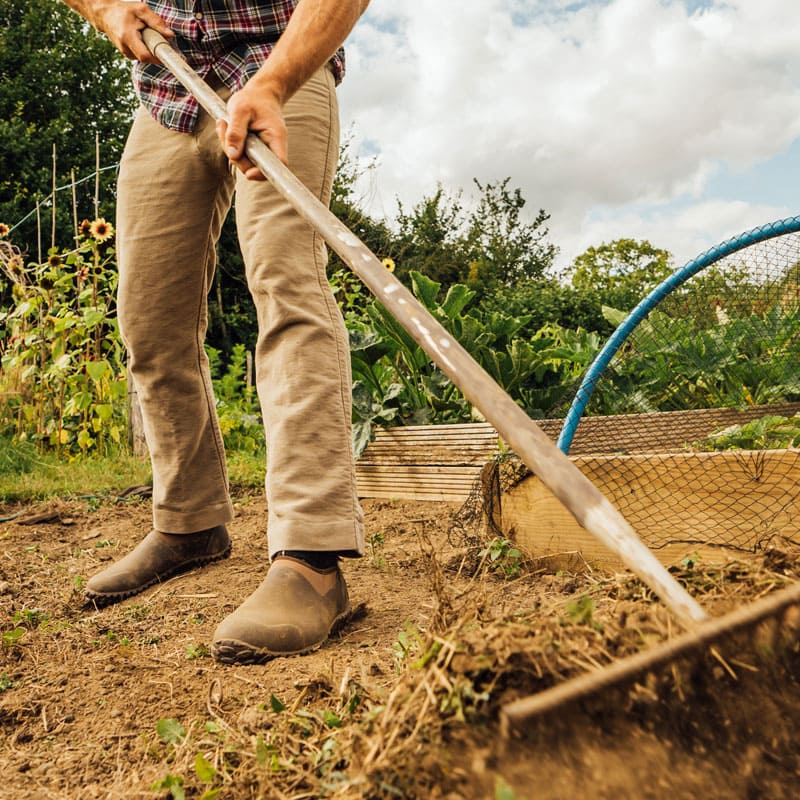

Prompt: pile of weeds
xmin=132 ymin=541 xmax=800 ymax=799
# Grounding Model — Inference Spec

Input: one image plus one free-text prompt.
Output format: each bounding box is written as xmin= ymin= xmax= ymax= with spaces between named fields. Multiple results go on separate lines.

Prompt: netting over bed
xmin=458 ymin=218 xmax=800 ymax=557
xmin=561 ymin=218 xmax=800 ymax=552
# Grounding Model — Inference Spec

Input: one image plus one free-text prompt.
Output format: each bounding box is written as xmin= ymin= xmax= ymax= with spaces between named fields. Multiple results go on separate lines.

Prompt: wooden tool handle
xmin=141 ymin=28 xmax=709 ymax=629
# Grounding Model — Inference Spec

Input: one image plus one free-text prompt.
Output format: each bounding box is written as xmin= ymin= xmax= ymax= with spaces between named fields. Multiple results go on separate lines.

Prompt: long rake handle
xmin=142 ymin=28 xmax=708 ymax=629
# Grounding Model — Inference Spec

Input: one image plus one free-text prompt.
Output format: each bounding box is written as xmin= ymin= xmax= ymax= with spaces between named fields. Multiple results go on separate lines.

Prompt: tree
xmin=567 ymin=238 xmax=673 ymax=312
xmin=0 ymin=0 xmax=136 ymax=254
xmin=392 ymin=178 xmax=556 ymax=294
xmin=393 ymin=185 xmax=469 ymax=287
xmin=480 ymin=277 xmax=611 ymax=336
xmin=463 ymin=177 xmax=557 ymax=293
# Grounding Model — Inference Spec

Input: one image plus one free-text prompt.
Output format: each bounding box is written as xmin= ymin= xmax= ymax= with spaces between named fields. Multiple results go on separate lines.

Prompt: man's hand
xmin=218 ymin=82 xmax=289 ymax=179
xmin=64 ymin=0 xmax=173 ymax=63
xmin=215 ymin=0 xmax=369 ymax=178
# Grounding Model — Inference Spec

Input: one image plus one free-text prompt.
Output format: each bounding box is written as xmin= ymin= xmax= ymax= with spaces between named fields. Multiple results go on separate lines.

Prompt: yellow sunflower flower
xmin=382 ymin=257 xmax=396 ymax=273
xmin=89 ymin=218 xmax=114 ymax=242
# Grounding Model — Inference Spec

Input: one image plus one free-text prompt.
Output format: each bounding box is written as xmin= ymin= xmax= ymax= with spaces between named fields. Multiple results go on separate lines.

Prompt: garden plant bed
xmin=1 ymin=493 xmax=800 ymax=798
xmin=497 ymin=448 xmax=800 ymax=571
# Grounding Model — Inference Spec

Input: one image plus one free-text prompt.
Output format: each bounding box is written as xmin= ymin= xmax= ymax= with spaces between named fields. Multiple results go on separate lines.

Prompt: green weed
xmin=565 ymin=594 xmax=603 ymax=632
xmin=156 ymin=718 xmax=186 ymax=745
xmin=1 ymin=628 xmax=25 ymax=648
xmin=151 ymin=773 xmax=185 ymax=800
xmin=696 ymin=413 xmax=800 ymax=451
xmin=480 ymin=537 xmax=523 ymax=578
xmin=186 ymin=643 xmax=209 ymax=660
xmin=12 ymin=608 xmax=48 ymax=628
xmin=368 ymin=530 xmax=386 ymax=568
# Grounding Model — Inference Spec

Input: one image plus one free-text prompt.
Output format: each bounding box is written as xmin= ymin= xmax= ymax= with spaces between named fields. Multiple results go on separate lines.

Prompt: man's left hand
xmin=218 ymin=83 xmax=289 ymax=180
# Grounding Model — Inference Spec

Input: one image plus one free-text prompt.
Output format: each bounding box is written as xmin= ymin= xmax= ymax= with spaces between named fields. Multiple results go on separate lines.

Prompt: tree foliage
xmin=392 ymin=178 xmax=556 ymax=294
xmin=463 ymin=178 xmax=556 ymax=292
xmin=567 ymin=238 xmax=673 ymax=310
xmin=0 ymin=0 xmax=136 ymax=253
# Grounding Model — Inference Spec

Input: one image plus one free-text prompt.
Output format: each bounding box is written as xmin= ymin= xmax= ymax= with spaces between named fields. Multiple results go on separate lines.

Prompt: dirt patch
xmin=1 ymin=493 xmax=799 ymax=798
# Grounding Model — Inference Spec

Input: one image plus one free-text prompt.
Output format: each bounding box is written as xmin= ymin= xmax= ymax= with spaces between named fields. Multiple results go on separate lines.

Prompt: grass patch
xmin=0 ymin=443 xmax=265 ymax=504
xmin=0 ymin=448 xmax=152 ymax=504
xmin=0 ymin=435 xmax=40 ymax=477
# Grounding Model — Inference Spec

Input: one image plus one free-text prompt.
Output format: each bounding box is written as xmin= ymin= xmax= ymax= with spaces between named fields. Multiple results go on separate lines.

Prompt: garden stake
xmin=140 ymin=29 xmax=798 ymax=725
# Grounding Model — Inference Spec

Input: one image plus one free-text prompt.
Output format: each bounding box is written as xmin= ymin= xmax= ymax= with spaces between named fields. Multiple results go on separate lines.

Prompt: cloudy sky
xmin=336 ymin=0 xmax=800 ymax=270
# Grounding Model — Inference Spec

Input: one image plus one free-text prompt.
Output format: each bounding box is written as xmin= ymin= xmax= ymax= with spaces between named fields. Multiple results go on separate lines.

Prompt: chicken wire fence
xmin=454 ymin=217 xmax=800 ymax=556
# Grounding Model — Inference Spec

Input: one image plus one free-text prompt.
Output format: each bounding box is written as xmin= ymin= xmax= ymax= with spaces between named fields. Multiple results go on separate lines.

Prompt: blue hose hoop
xmin=557 ymin=215 xmax=800 ymax=454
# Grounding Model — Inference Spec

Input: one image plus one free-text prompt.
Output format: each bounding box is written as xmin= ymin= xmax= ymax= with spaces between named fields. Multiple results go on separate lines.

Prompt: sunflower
xmin=48 ymin=253 xmax=63 ymax=268
xmin=0 ymin=223 xmax=9 ymax=238
xmin=7 ymin=254 xmax=23 ymax=275
xmin=89 ymin=218 xmax=114 ymax=242
xmin=382 ymin=257 xmax=396 ymax=273
xmin=75 ymin=265 xmax=90 ymax=283
xmin=79 ymin=219 xmax=92 ymax=238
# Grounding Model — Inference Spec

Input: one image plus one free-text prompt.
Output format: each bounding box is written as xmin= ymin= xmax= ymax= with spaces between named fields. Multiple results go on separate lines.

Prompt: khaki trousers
xmin=116 ymin=67 xmax=364 ymax=558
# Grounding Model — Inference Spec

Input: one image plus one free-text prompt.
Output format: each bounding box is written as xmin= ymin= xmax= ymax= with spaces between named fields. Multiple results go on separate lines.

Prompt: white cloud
xmin=572 ymin=198 xmax=795 ymax=268
xmin=338 ymin=0 xmax=800 ymax=268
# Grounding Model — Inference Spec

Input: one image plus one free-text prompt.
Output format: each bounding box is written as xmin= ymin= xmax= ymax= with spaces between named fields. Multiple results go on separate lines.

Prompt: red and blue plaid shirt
xmin=134 ymin=0 xmax=345 ymax=132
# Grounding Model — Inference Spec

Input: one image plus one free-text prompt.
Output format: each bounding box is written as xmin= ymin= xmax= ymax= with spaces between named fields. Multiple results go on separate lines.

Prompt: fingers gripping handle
xmin=141 ymin=28 xmax=710 ymax=630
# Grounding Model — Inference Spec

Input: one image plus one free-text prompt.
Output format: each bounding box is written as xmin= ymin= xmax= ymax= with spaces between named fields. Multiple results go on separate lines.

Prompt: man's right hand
xmin=69 ymin=1 xmax=173 ymax=63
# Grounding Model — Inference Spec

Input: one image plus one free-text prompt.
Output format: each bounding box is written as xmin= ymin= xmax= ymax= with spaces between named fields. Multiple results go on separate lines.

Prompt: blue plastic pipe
xmin=557 ymin=215 xmax=800 ymax=454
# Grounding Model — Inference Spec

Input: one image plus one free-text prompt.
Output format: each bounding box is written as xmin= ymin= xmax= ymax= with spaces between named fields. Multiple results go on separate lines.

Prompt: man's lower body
xmin=86 ymin=66 xmax=365 ymax=662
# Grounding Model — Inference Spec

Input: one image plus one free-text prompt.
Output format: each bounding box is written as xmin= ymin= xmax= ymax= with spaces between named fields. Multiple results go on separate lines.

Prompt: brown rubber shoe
xmin=85 ymin=525 xmax=231 ymax=604
xmin=212 ymin=556 xmax=351 ymax=664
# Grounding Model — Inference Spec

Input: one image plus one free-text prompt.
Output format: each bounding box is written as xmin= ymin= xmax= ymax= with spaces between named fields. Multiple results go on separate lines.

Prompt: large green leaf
xmin=441 ymin=283 xmax=476 ymax=319
xmin=410 ymin=270 xmax=441 ymax=311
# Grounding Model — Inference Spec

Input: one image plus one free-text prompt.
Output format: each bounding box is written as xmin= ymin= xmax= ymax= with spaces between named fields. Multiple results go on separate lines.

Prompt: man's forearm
xmin=61 ymin=0 xmax=107 ymax=28
xmin=61 ymin=0 xmax=97 ymax=28
xmin=59 ymin=0 xmax=172 ymax=63
xmin=249 ymin=0 xmax=370 ymax=104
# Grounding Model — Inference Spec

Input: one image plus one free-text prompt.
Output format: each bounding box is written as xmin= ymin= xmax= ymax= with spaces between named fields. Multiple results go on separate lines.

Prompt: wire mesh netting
xmin=455 ymin=219 xmax=800 ymax=557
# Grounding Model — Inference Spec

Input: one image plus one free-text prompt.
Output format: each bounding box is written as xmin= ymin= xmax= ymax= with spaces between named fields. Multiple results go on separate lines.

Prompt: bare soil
xmin=1 ymin=492 xmax=799 ymax=799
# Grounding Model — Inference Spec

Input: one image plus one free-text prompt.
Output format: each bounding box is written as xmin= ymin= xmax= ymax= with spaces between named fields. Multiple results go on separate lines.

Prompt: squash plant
xmin=347 ymin=269 xmax=601 ymax=456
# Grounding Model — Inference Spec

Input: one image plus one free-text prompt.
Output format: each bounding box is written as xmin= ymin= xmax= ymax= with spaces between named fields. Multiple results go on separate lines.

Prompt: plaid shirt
xmin=134 ymin=0 xmax=345 ymax=132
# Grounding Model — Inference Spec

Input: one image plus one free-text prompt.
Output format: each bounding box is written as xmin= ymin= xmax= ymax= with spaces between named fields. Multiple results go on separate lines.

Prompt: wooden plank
xmin=357 ymin=422 xmax=500 ymax=499
xmin=370 ymin=422 xmax=497 ymax=435
xmin=357 ymin=478 xmax=477 ymax=489
xmin=357 ymin=465 xmax=482 ymax=476
xmin=359 ymin=454 xmax=495 ymax=467
xmin=358 ymin=489 xmax=467 ymax=501
xmin=366 ymin=433 xmax=499 ymax=446
xmin=499 ymin=448 xmax=800 ymax=571
xmin=357 ymin=481 xmax=476 ymax=491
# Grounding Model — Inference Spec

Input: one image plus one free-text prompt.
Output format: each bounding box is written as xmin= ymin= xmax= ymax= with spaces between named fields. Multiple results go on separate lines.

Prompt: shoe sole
xmin=211 ymin=605 xmax=353 ymax=665
xmin=84 ymin=544 xmax=232 ymax=606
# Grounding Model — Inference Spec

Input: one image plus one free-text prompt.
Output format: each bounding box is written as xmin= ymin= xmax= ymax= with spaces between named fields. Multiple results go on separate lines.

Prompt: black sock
xmin=275 ymin=550 xmax=338 ymax=571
